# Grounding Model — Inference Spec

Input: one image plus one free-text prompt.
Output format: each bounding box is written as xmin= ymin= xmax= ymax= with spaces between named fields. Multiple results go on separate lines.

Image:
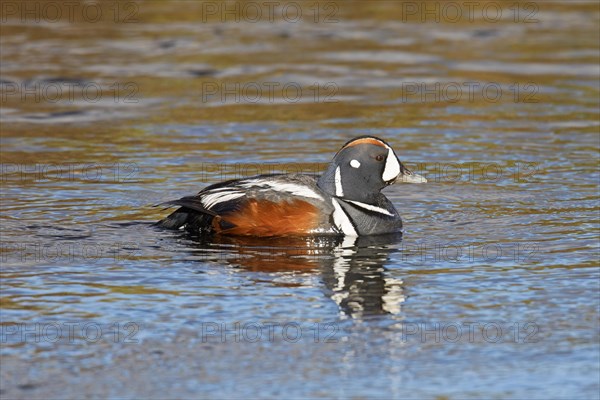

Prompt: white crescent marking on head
xmin=335 ymin=166 xmax=344 ymax=197
xmin=382 ymin=147 xmax=401 ymax=182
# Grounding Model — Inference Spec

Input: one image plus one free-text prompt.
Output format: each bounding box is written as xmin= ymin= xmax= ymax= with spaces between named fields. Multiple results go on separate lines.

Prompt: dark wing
xmin=157 ymin=196 xmax=219 ymax=217
xmin=156 ymin=189 xmax=246 ymax=231
xmin=156 ymin=174 xmax=327 ymax=233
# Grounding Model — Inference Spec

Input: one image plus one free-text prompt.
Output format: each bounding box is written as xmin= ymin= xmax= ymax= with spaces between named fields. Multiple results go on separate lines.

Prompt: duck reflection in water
xmin=188 ymin=233 xmax=405 ymax=319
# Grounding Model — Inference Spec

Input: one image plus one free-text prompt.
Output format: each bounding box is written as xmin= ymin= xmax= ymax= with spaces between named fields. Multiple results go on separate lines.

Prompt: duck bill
xmin=394 ymin=163 xmax=427 ymax=183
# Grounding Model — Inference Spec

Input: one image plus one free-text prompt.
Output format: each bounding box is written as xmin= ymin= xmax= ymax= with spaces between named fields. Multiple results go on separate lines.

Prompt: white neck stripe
xmin=346 ymin=200 xmax=395 ymax=216
xmin=334 ymin=166 xmax=344 ymax=197
xmin=331 ymin=198 xmax=358 ymax=236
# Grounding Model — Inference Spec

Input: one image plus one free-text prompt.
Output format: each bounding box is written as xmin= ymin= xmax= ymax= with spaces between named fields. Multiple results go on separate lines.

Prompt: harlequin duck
xmin=158 ymin=136 xmax=426 ymax=236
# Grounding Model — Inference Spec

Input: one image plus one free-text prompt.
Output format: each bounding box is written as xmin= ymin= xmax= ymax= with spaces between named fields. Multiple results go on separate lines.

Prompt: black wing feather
xmin=157 ymin=196 xmax=219 ymax=217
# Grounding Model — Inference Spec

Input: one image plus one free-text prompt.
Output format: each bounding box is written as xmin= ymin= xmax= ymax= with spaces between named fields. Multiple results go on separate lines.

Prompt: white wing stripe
xmin=239 ymin=180 xmax=324 ymax=200
xmin=201 ymin=191 xmax=245 ymax=208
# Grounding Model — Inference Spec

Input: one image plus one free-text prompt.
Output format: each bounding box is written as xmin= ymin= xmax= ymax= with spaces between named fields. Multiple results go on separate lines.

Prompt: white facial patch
xmin=382 ymin=147 xmax=401 ymax=182
xmin=350 ymin=159 xmax=361 ymax=168
xmin=335 ymin=166 xmax=344 ymax=197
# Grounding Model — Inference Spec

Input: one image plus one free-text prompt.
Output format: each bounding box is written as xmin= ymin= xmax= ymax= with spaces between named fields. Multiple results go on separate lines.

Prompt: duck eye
xmin=375 ymin=154 xmax=385 ymax=162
